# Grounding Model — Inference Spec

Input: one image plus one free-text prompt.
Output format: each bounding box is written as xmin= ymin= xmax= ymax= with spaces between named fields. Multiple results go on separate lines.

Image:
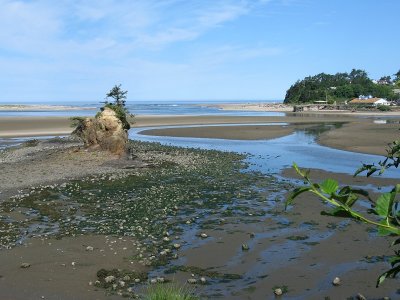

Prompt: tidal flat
xmin=0 ymin=138 xmax=399 ymax=299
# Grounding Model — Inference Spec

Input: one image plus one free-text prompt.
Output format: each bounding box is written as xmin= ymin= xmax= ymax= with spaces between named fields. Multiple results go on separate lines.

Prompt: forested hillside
xmin=284 ymin=69 xmax=399 ymax=104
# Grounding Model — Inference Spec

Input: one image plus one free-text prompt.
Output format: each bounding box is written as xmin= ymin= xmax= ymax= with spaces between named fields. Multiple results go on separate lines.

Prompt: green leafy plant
xmin=377 ymin=104 xmax=391 ymax=112
xmin=144 ymin=283 xmax=198 ymax=300
xmin=287 ymin=161 xmax=400 ymax=287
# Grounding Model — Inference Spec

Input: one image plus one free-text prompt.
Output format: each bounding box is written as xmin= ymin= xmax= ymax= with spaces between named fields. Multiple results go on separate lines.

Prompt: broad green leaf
xmin=389 ymin=255 xmax=400 ymax=267
xmin=392 ymin=237 xmax=400 ymax=246
xmin=376 ymin=265 xmax=400 ymax=287
xmin=285 ymin=186 xmax=311 ymax=209
xmin=319 ymin=179 xmax=338 ymax=195
xmin=367 ymin=166 xmax=378 ymax=177
xmin=375 ymin=193 xmax=391 ymax=218
xmin=377 ymin=219 xmax=400 ymax=236
xmin=321 ymin=207 xmax=353 ymax=218
xmin=376 ymin=272 xmax=388 ymax=287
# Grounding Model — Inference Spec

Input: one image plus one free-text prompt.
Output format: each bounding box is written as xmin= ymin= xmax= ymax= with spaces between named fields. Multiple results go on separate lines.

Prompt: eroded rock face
xmin=73 ymin=107 xmax=128 ymax=156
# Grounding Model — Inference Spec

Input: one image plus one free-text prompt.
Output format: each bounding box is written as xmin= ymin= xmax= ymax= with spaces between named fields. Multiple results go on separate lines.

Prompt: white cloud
xmin=0 ymin=0 xmax=266 ymax=55
xmin=0 ymin=0 xmax=281 ymax=101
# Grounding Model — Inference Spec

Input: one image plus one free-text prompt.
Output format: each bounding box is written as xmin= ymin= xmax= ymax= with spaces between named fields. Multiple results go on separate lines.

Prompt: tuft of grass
xmin=144 ymin=283 xmax=198 ymax=300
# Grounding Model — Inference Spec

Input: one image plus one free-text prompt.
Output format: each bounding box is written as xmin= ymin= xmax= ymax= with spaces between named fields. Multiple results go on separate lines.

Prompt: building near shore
xmin=349 ymin=97 xmax=389 ymax=106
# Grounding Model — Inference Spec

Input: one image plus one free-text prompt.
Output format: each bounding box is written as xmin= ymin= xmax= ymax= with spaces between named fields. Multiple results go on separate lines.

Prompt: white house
xmin=349 ymin=97 xmax=390 ymax=106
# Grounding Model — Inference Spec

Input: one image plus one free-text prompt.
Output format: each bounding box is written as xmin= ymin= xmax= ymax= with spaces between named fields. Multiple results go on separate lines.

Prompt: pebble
xmin=332 ymin=277 xmax=341 ymax=286
xmin=105 ymin=275 xmax=115 ymax=283
xmin=274 ymin=288 xmax=283 ymax=296
xmin=356 ymin=293 xmax=366 ymax=300
xmin=20 ymin=262 xmax=31 ymax=268
xmin=200 ymin=233 xmax=208 ymax=238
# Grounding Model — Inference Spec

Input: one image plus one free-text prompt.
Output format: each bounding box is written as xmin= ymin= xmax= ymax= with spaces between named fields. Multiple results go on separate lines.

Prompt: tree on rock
xmin=71 ymin=84 xmax=131 ymax=156
xmin=105 ymin=84 xmax=128 ymax=107
xmin=102 ymin=84 xmax=131 ymax=130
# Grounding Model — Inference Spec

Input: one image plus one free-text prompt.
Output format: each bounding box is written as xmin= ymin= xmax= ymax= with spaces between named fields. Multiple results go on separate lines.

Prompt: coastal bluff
xmin=72 ymin=107 xmax=128 ymax=156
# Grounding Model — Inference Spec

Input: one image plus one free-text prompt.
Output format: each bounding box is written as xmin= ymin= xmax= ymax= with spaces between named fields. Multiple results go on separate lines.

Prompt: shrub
xmin=144 ymin=283 xmax=198 ymax=300
xmin=377 ymin=104 xmax=391 ymax=111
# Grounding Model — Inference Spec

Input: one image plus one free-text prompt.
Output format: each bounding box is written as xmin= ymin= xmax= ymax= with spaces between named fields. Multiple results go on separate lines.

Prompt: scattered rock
xmin=200 ymin=277 xmax=207 ymax=284
xmin=242 ymin=244 xmax=250 ymax=251
xmin=332 ymin=277 xmax=341 ymax=286
xmin=173 ymin=243 xmax=181 ymax=249
xmin=20 ymin=262 xmax=31 ymax=269
xmin=187 ymin=278 xmax=197 ymax=284
xmin=200 ymin=233 xmax=208 ymax=238
xmin=86 ymin=246 xmax=94 ymax=251
xmin=105 ymin=275 xmax=116 ymax=283
xmin=274 ymin=288 xmax=283 ymax=296
xmin=156 ymin=277 xmax=165 ymax=283
xmin=163 ymin=237 xmax=170 ymax=242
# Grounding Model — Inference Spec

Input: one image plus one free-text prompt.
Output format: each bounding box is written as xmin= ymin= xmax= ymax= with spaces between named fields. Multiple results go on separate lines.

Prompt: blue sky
xmin=0 ymin=0 xmax=399 ymax=102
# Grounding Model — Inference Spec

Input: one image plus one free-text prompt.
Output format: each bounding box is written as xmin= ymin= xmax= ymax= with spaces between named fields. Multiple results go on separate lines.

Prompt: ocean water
xmin=0 ymin=100 xmax=285 ymax=117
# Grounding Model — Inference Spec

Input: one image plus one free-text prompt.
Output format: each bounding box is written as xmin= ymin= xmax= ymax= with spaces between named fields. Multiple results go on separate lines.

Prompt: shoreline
xmin=1 ymin=113 xmax=400 ymax=156
xmin=0 ymin=104 xmax=96 ymax=111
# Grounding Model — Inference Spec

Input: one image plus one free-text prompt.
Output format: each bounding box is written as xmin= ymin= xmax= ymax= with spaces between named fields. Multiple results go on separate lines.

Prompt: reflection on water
xmin=129 ymin=123 xmax=399 ymax=178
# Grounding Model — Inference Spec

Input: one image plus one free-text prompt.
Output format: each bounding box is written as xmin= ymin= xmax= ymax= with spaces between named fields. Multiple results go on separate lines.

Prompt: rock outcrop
xmin=72 ymin=107 xmax=128 ymax=156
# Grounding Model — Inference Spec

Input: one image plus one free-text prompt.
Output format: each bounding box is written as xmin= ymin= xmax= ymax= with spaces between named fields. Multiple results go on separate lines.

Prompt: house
xmin=349 ymin=97 xmax=389 ymax=106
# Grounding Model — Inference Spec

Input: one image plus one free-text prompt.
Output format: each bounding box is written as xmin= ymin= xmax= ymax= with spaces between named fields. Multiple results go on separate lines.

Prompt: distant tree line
xmin=284 ymin=69 xmax=400 ymax=104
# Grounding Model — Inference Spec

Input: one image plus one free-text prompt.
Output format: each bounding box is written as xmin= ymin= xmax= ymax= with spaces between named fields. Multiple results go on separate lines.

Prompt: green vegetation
xmin=72 ymin=84 xmax=132 ymax=130
xmin=287 ymin=137 xmax=400 ymax=287
xmin=144 ymin=283 xmax=198 ymax=300
xmin=102 ymin=84 xmax=131 ymax=130
xmin=284 ymin=69 xmax=398 ymax=104
xmin=377 ymin=104 xmax=392 ymax=112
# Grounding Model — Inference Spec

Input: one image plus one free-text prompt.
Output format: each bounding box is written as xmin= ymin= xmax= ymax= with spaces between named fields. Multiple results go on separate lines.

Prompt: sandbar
xmin=1 ymin=114 xmax=400 ymax=156
xmin=0 ymin=104 xmax=96 ymax=111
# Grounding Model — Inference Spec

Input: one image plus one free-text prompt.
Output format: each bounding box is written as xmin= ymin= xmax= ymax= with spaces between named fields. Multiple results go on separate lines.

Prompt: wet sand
xmin=2 ymin=114 xmax=400 ymax=156
xmin=318 ymin=120 xmax=400 ymax=156
xmin=140 ymin=124 xmax=302 ymax=140
xmin=0 ymin=235 xmax=143 ymax=300
xmin=1 ymin=115 xmax=400 ymax=298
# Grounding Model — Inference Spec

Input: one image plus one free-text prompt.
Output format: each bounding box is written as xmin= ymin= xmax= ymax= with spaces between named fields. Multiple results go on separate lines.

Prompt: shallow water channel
xmin=130 ymin=123 xmax=398 ymax=178
xmin=129 ymin=123 xmax=400 ymax=299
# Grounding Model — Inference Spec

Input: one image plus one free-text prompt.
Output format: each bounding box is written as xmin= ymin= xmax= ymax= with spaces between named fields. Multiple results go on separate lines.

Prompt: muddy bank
xmin=0 ymin=235 xmax=143 ymax=300
xmin=0 ymin=114 xmax=355 ymax=138
xmin=318 ymin=120 xmax=400 ymax=156
xmin=140 ymin=124 xmax=311 ymax=140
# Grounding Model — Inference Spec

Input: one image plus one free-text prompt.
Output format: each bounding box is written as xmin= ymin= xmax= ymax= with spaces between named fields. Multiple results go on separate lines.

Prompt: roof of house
xmin=349 ymin=97 xmax=386 ymax=104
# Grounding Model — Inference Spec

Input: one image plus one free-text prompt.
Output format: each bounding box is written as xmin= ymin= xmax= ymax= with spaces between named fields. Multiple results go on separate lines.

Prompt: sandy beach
xmin=1 ymin=110 xmax=400 ymax=299
xmin=1 ymin=113 xmax=400 ymax=155
xmin=0 ymin=104 xmax=96 ymax=111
